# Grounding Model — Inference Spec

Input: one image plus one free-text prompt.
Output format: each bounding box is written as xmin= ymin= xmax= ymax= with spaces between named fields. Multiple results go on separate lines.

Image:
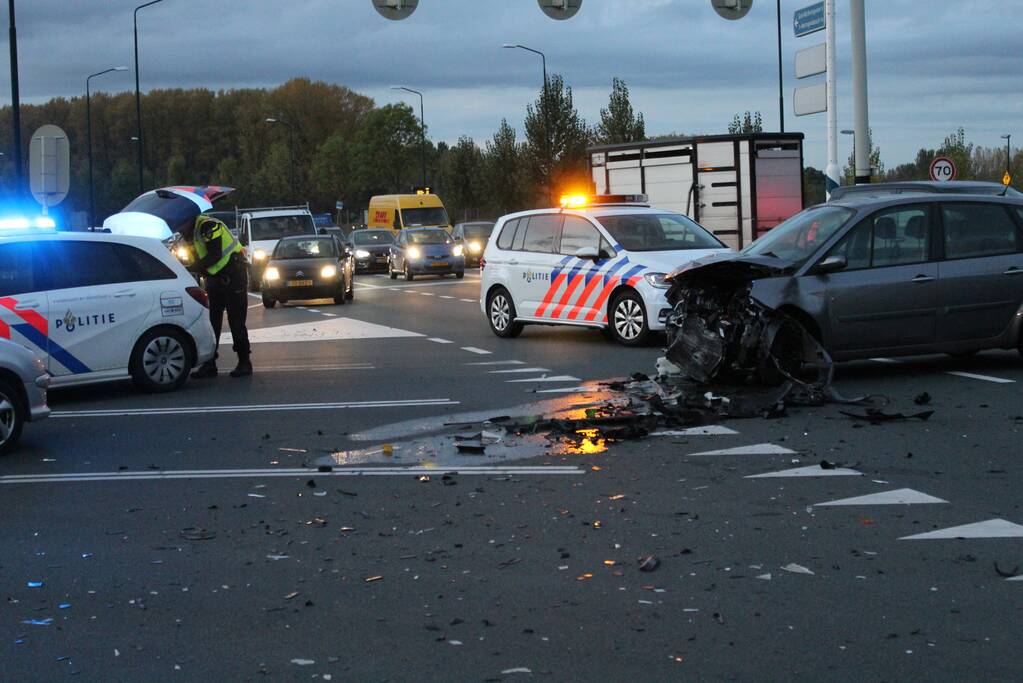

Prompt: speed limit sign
xmin=929 ymin=156 xmax=957 ymax=182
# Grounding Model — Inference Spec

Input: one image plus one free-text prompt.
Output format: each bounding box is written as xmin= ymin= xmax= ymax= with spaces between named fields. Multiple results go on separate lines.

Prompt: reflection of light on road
xmin=566 ymin=428 xmax=607 ymax=455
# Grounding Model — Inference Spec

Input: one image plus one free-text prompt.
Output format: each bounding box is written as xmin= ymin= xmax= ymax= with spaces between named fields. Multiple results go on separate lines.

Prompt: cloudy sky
xmin=6 ymin=0 xmax=1022 ymax=170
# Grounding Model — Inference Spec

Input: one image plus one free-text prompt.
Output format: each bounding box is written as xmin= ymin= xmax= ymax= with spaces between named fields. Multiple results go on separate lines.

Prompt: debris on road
xmin=840 ymin=408 xmax=934 ymax=424
xmin=638 ymin=556 xmax=661 ymax=572
xmin=781 ymin=563 xmax=815 ymax=575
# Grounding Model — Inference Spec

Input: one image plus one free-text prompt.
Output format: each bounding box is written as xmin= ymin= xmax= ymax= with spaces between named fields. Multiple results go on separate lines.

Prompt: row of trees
xmin=0 ymin=76 xmax=647 ymax=227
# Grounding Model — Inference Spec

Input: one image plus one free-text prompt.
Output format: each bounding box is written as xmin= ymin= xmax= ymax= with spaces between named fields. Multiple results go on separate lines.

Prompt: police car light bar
xmin=559 ymin=194 xmax=649 ymax=209
xmin=0 ymin=216 xmax=57 ymax=230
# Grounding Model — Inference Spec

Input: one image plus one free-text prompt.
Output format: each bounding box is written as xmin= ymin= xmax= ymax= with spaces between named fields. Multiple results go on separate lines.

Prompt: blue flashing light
xmin=0 ymin=215 xmax=58 ymax=232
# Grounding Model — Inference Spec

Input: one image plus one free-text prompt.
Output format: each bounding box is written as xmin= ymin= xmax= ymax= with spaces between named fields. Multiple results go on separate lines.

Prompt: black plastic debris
xmin=638 ymin=556 xmax=660 ymax=572
xmin=913 ymin=392 xmax=932 ymax=405
xmin=840 ymin=409 xmax=934 ymax=424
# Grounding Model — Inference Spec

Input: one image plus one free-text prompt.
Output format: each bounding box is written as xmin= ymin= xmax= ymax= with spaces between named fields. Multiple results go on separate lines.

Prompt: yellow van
xmin=368 ymin=194 xmax=452 ymax=232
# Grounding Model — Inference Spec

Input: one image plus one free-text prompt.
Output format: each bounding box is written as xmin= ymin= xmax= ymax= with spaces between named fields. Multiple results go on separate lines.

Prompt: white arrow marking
xmin=746 ymin=465 xmax=861 ymax=478
xmin=652 ymin=426 xmax=738 ymax=437
xmin=689 ymin=443 xmax=795 ymax=456
xmin=815 ymin=488 xmax=947 ymax=506
xmin=900 ymin=518 xmax=1023 ymax=540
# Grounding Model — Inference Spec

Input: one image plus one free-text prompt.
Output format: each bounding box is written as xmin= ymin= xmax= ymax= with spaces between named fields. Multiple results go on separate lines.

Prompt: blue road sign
xmin=336 ymin=201 xmax=344 ymax=210
xmin=794 ymin=2 xmax=825 ymax=37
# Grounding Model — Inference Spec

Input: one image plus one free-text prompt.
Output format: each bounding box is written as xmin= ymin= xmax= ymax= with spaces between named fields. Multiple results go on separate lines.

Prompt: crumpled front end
xmin=663 ymin=257 xmax=832 ymax=390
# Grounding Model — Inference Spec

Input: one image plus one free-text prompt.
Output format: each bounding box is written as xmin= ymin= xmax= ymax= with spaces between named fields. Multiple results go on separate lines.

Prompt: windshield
xmin=273 ymin=238 xmax=336 ymax=260
xmin=353 ymin=230 xmax=394 ymax=246
xmin=407 ymin=229 xmax=451 ymax=245
xmin=743 ymin=205 xmax=854 ymax=265
xmin=595 ymin=213 xmax=723 ymax=251
xmin=402 ymin=207 xmax=450 ymax=227
xmin=462 ymin=223 xmax=494 ymax=240
xmin=250 ymin=214 xmax=317 ymax=241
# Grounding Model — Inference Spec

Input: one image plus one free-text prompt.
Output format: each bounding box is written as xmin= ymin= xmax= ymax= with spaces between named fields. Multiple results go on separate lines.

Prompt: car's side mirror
xmin=575 ymin=246 xmax=600 ymax=261
xmin=816 ymin=254 xmax=847 ymax=274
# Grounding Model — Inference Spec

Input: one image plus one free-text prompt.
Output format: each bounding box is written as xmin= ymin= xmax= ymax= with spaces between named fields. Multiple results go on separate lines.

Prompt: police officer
xmin=179 ymin=214 xmax=252 ymax=378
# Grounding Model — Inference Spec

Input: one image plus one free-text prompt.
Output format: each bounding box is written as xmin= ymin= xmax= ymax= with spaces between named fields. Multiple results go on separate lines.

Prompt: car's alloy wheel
xmin=609 ymin=292 xmax=649 ymax=346
xmin=142 ymin=334 xmax=188 ymax=386
xmin=487 ymin=289 xmax=523 ymax=338
xmin=0 ymin=381 xmax=22 ymax=454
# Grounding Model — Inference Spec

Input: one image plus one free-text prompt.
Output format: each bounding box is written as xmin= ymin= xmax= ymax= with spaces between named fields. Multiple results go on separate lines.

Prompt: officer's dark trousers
xmin=206 ymin=254 xmax=251 ymax=361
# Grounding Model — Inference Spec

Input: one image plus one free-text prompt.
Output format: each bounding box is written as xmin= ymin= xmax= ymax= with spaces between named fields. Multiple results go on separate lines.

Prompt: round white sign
xmin=929 ymin=156 xmax=957 ymax=182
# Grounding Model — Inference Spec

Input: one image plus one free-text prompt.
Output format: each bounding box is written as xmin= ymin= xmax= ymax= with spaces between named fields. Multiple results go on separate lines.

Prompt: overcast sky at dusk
xmin=6 ymin=0 xmax=1021 ymax=169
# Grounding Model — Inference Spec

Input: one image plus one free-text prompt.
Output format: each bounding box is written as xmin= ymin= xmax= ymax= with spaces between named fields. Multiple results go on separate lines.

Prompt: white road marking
xmin=869 ymin=358 xmax=901 ymax=364
xmin=688 ymin=443 xmax=795 ymax=456
xmin=461 ymin=347 xmax=491 ymax=355
xmin=380 ymin=280 xmax=479 ymax=290
xmin=247 ymin=303 xmax=263 ymax=309
xmin=254 ymin=363 xmax=374 ymax=372
xmin=306 ymin=309 xmax=321 ymax=313
xmin=322 ymin=313 xmax=337 ymax=317
xmin=900 ymin=518 xmax=1023 ymax=540
xmin=506 ymin=375 xmax=581 ymax=383
xmin=224 ymin=318 xmax=422 ymax=345
xmin=1007 ymin=576 xmax=1023 ymax=582
xmin=945 ymin=371 xmax=1015 ymax=384
xmin=490 ymin=367 xmax=551 ymax=374
xmin=467 ymin=360 xmax=524 ymax=366
xmin=814 ymin=488 xmax=948 ymax=506
xmin=51 ymin=398 xmax=458 ymax=418
xmin=427 ymin=337 xmax=453 ymax=344
xmin=534 ymin=386 xmax=601 ymax=393
xmin=0 ymin=465 xmax=585 ymax=485
xmin=746 ymin=465 xmax=861 ymax=478
xmin=438 ymin=295 xmax=454 ymax=299
xmin=353 ymin=281 xmax=387 ymax=289
xmin=248 ymin=293 xmax=261 ymax=299
xmin=652 ymin=426 xmax=738 ymax=436
xmin=420 ymin=292 xmax=435 ymax=296
xmin=460 ymin=298 xmax=476 ymax=303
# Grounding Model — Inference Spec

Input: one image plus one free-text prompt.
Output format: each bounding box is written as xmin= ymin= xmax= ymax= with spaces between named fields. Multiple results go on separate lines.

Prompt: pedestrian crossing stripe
xmin=223 ymin=317 xmax=422 ymax=344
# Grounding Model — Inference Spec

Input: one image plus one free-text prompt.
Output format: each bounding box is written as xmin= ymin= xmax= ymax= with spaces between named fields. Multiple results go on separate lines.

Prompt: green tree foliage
xmin=803 ymin=166 xmax=826 ymax=206
xmin=937 ymin=126 xmax=973 ymax=180
xmin=596 ymin=78 xmax=645 ymax=145
xmin=350 ymin=103 xmax=423 ymax=198
xmin=440 ymin=136 xmax=484 ymax=222
xmin=523 ymin=74 xmax=591 ymax=204
xmin=842 ymin=129 xmax=885 ymax=184
xmin=483 ymin=119 xmax=529 ymax=216
xmin=728 ymin=111 xmax=763 ymax=134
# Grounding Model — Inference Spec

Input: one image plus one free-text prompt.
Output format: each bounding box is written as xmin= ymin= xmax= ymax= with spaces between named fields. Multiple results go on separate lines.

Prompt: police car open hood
xmin=103 ymin=185 xmax=235 ymax=239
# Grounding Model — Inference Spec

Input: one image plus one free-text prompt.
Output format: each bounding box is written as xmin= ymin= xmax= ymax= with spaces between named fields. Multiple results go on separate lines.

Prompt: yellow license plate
xmin=430 ymin=261 xmax=449 ymax=268
xmin=287 ymin=279 xmax=314 ymax=287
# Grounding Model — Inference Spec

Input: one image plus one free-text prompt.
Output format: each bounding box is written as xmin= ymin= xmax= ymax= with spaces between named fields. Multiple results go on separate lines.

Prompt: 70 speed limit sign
xmin=929 ymin=156 xmax=957 ymax=182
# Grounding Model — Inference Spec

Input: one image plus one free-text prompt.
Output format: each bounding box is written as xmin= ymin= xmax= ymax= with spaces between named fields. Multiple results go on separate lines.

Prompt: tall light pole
xmin=265 ymin=118 xmax=297 ymax=199
xmin=87 ymin=67 xmax=128 ymax=228
xmin=850 ymin=0 xmax=871 ymax=184
xmin=1002 ymin=134 xmax=1012 ymax=180
xmin=7 ymin=0 xmax=22 ymax=198
xmin=775 ymin=0 xmax=784 ymax=132
xmin=134 ymin=0 xmax=164 ymax=195
xmin=390 ymin=86 xmax=427 ymax=190
xmin=503 ymin=43 xmax=551 ymax=204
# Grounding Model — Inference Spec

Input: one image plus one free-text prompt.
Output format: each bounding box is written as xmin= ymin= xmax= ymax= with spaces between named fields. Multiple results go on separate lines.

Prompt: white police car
xmin=480 ymin=195 xmax=730 ymax=345
xmin=0 ymin=228 xmax=216 ymax=392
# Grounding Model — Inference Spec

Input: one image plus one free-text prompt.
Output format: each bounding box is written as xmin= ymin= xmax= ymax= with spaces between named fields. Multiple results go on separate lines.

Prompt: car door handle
xmin=508 ymin=259 xmax=519 ymax=266
xmin=911 ymin=275 xmax=934 ymax=283
xmin=1004 ymin=267 xmax=1023 ymax=275
xmin=16 ymin=302 xmax=39 ymax=309
xmin=114 ymin=290 xmax=137 ymax=298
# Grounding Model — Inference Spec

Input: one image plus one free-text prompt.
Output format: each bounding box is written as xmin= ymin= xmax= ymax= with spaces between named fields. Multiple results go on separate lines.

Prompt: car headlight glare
xmin=253 ymin=249 xmax=267 ymax=261
xmin=320 ymin=265 xmax=338 ymax=278
xmin=452 ymin=244 xmax=464 ymax=257
xmin=265 ymin=267 xmax=280 ymax=281
xmin=643 ymin=272 xmax=670 ymax=289
xmin=407 ymin=246 xmax=421 ymax=259
xmin=469 ymin=241 xmax=482 ymax=252
xmin=175 ymin=246 xmax=190 ymax=261
xmin=355 ymin=249 xmax=371 ymax=258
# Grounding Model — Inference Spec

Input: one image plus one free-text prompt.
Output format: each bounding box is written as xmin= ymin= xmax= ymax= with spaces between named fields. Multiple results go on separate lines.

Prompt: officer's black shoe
xmin=229 ymin=359 xmax=253 ymax=378
xmin=191 ymin=361 xmax=218 ymax=379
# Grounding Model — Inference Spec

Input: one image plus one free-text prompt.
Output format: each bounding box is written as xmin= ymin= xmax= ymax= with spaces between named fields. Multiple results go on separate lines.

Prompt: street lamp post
xmin=841 ymin=128 xmax=855 ymax=182
xmin=134 ymin=0 xmax=164 ymax=195
xmin=775 ymin=0 xmax=784 ymax=133
xmin=87 ymin=66 xmax=128 ymax=228
xmin=265 ymin=118 xmax=297 ymax=199
xmin=1002 ymin=134 xmax=1012 ymax=180
xmin=503 ymin=43 xmax=551 ymax=204
xmin=7 ymin=0 xmax=23 ymax=198
xmin=390 ymin=86 xmax=427 ymax=190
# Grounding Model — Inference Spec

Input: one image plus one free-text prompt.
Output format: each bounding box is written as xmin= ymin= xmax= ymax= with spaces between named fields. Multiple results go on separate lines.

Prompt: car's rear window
xmin=407 ymin=230 xmax=451 ymax=245
xmin=274 ymin=238 xmax=337 ymax=259
xmin=496 ymin=219 xmax=520 ymax=250
xmin=352 ymin=230 xmax=393 ymax=246
xmin=596 ymin=213 xmax=723 ymax=251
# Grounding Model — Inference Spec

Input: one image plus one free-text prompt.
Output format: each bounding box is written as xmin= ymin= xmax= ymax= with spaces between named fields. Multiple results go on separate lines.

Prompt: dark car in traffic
xmin=348 ymin=229 xmax=395 ymax=273
xmin=452 ymin=221 xmax=495 ymax=267
xmin=666 ymin=193 xmax=1023 ymax=370
xmin=261 ymin=235 xmax=354 ymax=308
xmin=388 ymin=228 xmax=465 ymax=281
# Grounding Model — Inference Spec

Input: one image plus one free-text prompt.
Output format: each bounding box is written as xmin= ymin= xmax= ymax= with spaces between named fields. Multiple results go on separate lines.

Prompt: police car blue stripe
xmin=13 ymin=323 xmax=92 ymax=375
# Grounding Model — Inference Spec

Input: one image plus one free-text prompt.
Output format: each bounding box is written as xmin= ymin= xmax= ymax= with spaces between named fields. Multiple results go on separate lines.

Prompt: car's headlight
xmin=643 ymin=272 xmax=670 ymax=289
xmin=264 ymin=267 xmax=280 ymax=281
xmin=175 ymin=246 xmax=190 ymax=262
xmin=320 ymin=265 xmax=338 ymax=279
xmin=355 ymin=249 xmax=370 ymax=259
xmin=253 ymin=249 xmax=267 ymax=261
xmin=407 ymin=246 xmax=421 ymax=259
xmin=452 ymin=244 xmax=464 ymax=257
xmin=469 ymin=241 xmax=482 ymax=253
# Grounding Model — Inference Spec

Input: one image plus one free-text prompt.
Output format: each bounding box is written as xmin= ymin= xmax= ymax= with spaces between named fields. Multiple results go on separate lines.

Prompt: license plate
xmin=287 ymin=279 xmax=313 ymax=287
xmin=430 ymin=261 xmax=449 ymax=268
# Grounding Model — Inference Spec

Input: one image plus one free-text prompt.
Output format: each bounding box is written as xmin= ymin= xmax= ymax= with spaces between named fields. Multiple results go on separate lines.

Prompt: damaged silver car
xmin=664 ymin=193 xmax=1023 ymax=384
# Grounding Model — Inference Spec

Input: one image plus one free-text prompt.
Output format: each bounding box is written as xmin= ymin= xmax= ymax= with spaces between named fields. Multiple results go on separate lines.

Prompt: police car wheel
xmin=609 ymin=291 xmax=650 ymax=346
xmin=130 ymin=328 xmax=192 ymax=393
xmin=487 ymin=288 xmax=524 ymax=338
xmin=0 ymin=380 xmax=25 ymax=455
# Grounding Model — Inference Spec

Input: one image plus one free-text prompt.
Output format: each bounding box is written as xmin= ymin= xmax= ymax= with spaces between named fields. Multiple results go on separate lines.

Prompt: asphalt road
xmin=2 ymin=269 xmax=1023 ymax=681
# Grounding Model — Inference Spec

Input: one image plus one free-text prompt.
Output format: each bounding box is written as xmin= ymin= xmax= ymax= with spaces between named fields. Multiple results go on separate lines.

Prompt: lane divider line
xmin=466 ymin=360 xmax=524 ymax=366
xmin=461 ymin=347 xmax=491 ymax=355
xmin=945 ymin=370 xmax=1014 ymax=384
xmin=51 ymin=398 xmax=459 ymax=418
xmin=427 ymin=337 xmax=453 ymax=344
xmin=506 ymin=375 xmax=581 ymax=383
xmin=0 ymin=466 xmax=585 ymax=485
xmin=490 ymin=367 xmax=551 ymax=374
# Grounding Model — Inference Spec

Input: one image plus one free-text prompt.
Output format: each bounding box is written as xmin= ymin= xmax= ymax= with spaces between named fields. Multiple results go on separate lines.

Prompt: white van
xmin=235 ymin=205 xmax=319 ymax=290
xmin=0 ymin=230 xmax=216 ymax=392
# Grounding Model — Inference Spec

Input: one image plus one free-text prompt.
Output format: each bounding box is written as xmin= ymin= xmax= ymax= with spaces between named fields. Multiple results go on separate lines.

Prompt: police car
xmin=0 ymin=227 xmax=216 ymax=392
xmin=480 ymin=195 xmax=731 ymax=345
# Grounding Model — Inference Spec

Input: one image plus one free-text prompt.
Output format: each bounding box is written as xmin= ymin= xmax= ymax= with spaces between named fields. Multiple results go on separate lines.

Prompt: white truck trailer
xmin=588 ymin=133 xmax=805 ymax=250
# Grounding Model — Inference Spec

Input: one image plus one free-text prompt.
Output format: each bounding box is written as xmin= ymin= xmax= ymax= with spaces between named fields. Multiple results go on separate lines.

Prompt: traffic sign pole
xmin=851 ymin=0 xmax=871 ymax=184
xmin=824 ymin=0 xmax=840 ymax=198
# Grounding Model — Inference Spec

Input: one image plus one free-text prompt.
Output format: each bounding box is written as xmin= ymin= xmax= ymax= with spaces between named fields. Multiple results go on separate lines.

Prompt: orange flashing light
xmin=559 ymin=194 xmax=589 ymax=209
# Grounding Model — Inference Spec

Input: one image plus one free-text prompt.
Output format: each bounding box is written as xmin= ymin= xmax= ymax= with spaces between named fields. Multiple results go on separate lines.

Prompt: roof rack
xmin=237 ymin=203 xmax=311 ymax=214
